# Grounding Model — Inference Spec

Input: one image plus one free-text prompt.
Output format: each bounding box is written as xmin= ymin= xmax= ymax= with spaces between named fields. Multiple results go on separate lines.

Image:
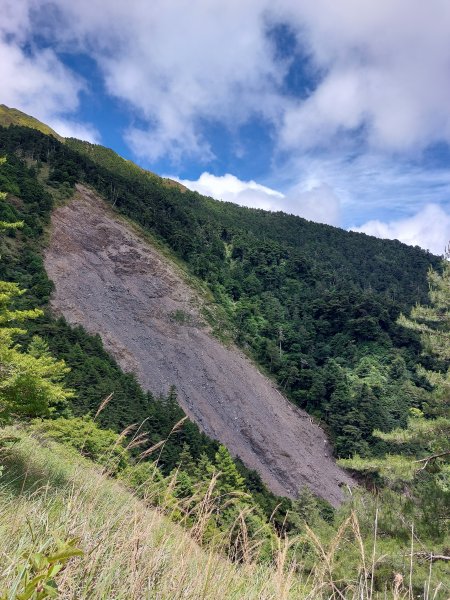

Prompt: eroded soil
xmin=44 ymin=184 xmax=354 ymax=506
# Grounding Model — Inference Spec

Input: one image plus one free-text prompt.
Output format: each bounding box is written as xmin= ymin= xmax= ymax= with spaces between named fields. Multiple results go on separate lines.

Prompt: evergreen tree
xmin=0 ymin=162 xmax=72 ymax=422
xmin=398 ymin=257 xmax=450 ymax=418
xmin=342 ymin=258 xmax=450 ymax=535
xmin=214 ymin=445 xmax=245 ymax=495
xmin=194 ymin=452 xmax=215 ymax=483
xmin=178 ymin=442 xmax=197 ymax=476
xmin=289 ymin=486 xmax=320 ymax=529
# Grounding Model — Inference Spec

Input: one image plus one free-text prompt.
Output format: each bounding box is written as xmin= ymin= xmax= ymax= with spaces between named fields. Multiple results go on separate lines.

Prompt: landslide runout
xmin=44 ymin=185 xmax=354 ymax=506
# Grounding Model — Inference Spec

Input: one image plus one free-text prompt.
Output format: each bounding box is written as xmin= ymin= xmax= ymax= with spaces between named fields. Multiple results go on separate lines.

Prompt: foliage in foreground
xmin=1 ymin=538 xmax=83 ymax=600
xmin=1 ymin=429 xmax=448 ymax=599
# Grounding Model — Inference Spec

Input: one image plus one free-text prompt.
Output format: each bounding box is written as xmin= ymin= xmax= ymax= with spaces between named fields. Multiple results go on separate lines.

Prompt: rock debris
xmin=44 ymin=184 xmax=354 ymax=506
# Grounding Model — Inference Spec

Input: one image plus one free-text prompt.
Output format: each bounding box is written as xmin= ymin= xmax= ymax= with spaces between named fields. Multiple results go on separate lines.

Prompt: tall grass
xmin=0 ymin=429 xmax=447 ymax=599
xmin=0 ymin=429 xmax=305 ymax=599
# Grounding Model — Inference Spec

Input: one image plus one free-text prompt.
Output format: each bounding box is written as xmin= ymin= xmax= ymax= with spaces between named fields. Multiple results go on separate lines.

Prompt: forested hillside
xmin=0 ymin=124 xmax=441 ymax=459
xmin=0 ymin=123 xmax=332 ymax=526
xmin=0 ymin=117 xmax=448 ymax=598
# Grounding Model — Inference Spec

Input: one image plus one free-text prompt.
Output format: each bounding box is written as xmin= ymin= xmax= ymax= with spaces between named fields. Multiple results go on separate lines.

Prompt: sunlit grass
xmin=0 ymin=429 xmax=306 ymax=599
xmin=0 ymin=428 xmax=447 ymax=599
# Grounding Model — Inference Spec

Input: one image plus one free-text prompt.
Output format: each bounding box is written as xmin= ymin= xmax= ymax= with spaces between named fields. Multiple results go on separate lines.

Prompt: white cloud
xmin=274 ymin=148 xmax=450 ymax=234
xmin=125 ymin=125 xmax=214 ymax=165
xmin=27 ymin=0 xmax=286 ymax=162
xmin=285 ymin=182 xmax=341 ymax=225
xmin=278 ymin=0 xmax=450 ymax=153
xmin=4 ymin=0 xmax=450 ymax=163
xmin=3 ymin=0 xmax=450 ymax=160
xmin=47 ymin=118 xmax=100 ymax=143
xmin=177 ymin=172 xmax=283 ymax=210
xmin=351 ymin=204 xmax=450 ymax=255
xmin=0 ymin=0 xmax=100 ymax=142
xmin=176 ymin=172 xmax=341 ymax=225
xmin=0 ymin=39 xmax=81 ymax=120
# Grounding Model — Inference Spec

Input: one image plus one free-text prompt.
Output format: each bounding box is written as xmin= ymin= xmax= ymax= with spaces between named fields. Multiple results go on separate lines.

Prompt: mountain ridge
xmin=0 ymin=112 xmax=440 ymax=502
xmin=0 ymin=104 xmax=64 ymax=142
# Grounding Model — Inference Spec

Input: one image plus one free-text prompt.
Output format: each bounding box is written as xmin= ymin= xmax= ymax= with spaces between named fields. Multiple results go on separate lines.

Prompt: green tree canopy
xmin=0 ymin=159 xmax=72 ymax=423
xmin=342 ymin=258 xmax=450 ymax=534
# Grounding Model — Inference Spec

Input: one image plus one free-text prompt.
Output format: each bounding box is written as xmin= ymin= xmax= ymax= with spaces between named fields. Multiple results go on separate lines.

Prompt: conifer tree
xmin=214 ymin=445 xmax=245 ymax=495
xmin=178 ymin=442 xmax=197 ymax=476
xmin=0 ymin=159 xmax=72 ymax=423
xmin=194 ymin=452 xmax=215 ymax=483
xmin=398 ymin=257 xmax=450 ymax=418
xmin=289 ymin=486 xmax=320 ymax=529
xmin=342 ymin=258 xmax=450 ymax=500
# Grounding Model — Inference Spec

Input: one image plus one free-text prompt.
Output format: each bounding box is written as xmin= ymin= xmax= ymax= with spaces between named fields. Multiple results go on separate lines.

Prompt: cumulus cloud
xmin=0 ymin=3 xmax=98 ymax=142
xmin=176 ymin=172 xmax=341 ymax=225
xmin=47 ymin=119 xmax=100 ymax=143
xmin=18 ymin=0 xmax=286 ymax=162
xmin=278 ymin=1 xmax=450 ymax=153
xmin=0 ymin=39 xmax=81 ymax=121
xmin=351 ymin=204 xmax=450 ymax=255
xmin=177 ymin=172 xmax=283 ymax=210
xmin=3 ymin=0 xmax=450 ymax=161
xmin=3 ymin=0 xmax=450 ymax=235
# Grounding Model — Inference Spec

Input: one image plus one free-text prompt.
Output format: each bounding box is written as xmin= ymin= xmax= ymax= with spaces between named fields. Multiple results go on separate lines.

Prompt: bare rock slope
xmin=44 ymin=185 xmax=353 ymax=506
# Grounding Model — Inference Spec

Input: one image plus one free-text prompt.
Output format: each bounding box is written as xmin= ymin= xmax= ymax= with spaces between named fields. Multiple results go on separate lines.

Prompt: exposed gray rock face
xmin=44 ymin=184 xmax=354 ymax=506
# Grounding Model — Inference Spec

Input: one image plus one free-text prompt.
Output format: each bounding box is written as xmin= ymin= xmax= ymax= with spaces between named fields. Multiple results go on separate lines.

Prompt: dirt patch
xmin=44 ymin=184 xmax=354 ymax=506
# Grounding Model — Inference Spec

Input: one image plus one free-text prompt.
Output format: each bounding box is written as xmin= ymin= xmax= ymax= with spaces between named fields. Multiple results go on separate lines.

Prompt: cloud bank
xmin=352 ymin=205 xmax=450 ymax=255
xmin=1 ymin=0 xmax=450 ymax=251
xmin=3 ymin=1 xmax=450 ymax=158
xmin=177 ymin=172 xmax=341 ymax=226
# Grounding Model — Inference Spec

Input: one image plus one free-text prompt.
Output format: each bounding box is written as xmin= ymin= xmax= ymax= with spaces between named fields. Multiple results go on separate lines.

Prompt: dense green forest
xmin=0 ymin=126 xmax=304 ymax=524
xmin=0 ymin=125 xmax=442 ymax=458
xmin=0 ymin=121 xmax=448 ymax=597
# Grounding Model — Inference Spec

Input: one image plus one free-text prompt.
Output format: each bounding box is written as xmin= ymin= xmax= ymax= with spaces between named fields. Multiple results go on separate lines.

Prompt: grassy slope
xmin=1 ymin=428 xmax=448 ymax=599
xmin=0 ymin=428 xmax=303 ymax=600
xmin=0 ymin=105 xmax=63 ymax=142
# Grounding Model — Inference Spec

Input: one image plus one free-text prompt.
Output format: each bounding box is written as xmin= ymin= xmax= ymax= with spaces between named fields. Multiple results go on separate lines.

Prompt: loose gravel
xmin=44 ymin=184 xmax=354 ymax=506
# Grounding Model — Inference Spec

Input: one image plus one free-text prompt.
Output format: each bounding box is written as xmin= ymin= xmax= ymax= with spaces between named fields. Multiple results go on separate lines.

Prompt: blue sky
xmin=2 ymin=0 xmax=450 ymax=253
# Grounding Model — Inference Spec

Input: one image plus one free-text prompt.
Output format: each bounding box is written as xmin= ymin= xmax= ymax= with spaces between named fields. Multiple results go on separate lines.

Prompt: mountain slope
xmin=44 ymin=184 xmax=353 ymax=506
xmin=0 ymin=104 xmax=63 ymax=141
xmin=0 ymin=118 xmax=440 ymax=502
xmin=0 ymin=428 xmax=302 ymax=599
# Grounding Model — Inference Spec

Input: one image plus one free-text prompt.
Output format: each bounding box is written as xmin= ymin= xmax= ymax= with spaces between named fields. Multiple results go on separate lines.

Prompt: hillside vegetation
xmin=0 ymin=426 xmax=447 ymax=599
xmin=0 ymin=113 xmax=448 ymax=597
xmin=0 ymin=105 xmax=63 ymax=142
xmin=0 ymin=428 xmax=303 ymax=600
xmin=0 ymin=123 xmax=442 ymax=460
